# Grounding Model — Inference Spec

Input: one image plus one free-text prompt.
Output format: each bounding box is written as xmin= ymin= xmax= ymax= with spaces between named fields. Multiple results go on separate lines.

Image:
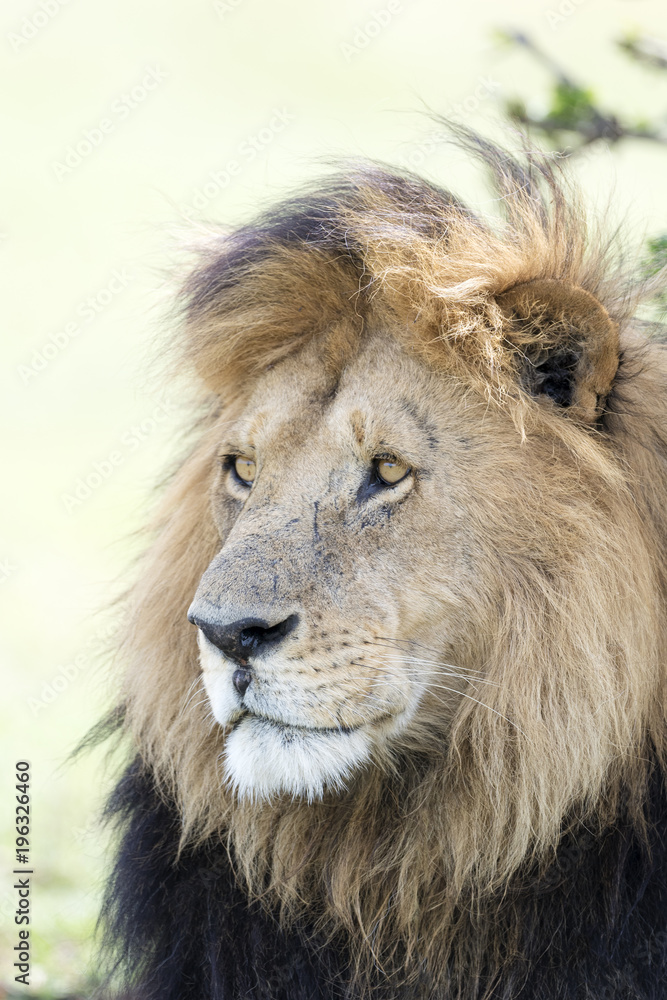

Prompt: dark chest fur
xmin=101 ymin=760 xmax=667 ymax=1000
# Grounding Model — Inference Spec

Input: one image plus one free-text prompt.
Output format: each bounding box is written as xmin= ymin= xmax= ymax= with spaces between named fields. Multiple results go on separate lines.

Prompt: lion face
xmin=189 ymin=329 xmax=500 ymax=801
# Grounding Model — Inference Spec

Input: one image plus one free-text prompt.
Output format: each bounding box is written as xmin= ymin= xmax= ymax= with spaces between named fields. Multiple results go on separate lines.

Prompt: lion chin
xmin=223 ymin=717 xmax=373 ymax=802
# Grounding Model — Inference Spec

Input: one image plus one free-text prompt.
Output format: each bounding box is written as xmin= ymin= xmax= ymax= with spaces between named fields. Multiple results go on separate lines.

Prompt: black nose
xmin=188 ymin=611 xmax=299 ymax=665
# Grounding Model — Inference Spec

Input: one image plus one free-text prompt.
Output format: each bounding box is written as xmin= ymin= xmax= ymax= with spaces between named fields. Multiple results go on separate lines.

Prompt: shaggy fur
xmin=101 ymin=129 xmax=667 ymax=999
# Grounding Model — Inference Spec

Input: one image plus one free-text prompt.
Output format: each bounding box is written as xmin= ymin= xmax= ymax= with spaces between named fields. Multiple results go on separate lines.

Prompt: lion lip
xmin=234 ymin=710 xmax=395 ymax=735
xmin=238 ymin=712 xmax=359 ymax=735
xmin=237 ymin=710 xmax=395 ymax=736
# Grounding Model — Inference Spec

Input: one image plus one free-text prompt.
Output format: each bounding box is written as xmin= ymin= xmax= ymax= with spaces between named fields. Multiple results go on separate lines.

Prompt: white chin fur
xmin=224 ymin=716 xmax=372 ymax=802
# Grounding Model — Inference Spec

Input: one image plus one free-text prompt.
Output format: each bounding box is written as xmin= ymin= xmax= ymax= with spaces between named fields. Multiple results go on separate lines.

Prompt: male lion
xmin=100 ymin=132 xmax=667 ymax=999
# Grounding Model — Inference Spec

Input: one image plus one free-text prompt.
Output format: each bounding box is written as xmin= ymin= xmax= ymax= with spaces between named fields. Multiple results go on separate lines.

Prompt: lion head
xmin=115 ymin=132 xmax=667 ymax=991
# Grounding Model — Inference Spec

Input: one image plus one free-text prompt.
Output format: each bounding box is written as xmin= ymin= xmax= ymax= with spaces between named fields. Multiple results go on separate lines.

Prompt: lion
xmin=99 ymin=130 xmax=667 ymax=999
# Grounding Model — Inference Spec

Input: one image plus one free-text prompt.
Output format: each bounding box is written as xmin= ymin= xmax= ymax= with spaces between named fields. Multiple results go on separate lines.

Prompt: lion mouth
xmin=232 ymin=710 xmax=361 ymax=737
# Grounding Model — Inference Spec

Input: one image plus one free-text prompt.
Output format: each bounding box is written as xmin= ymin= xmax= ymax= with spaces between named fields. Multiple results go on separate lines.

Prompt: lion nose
xmin=188 ymin=609 xmax=299 ymax=666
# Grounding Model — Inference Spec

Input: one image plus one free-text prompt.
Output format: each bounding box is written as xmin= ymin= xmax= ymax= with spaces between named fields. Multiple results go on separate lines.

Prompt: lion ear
xmin=496 ymin=278 xmax=620 ymax=423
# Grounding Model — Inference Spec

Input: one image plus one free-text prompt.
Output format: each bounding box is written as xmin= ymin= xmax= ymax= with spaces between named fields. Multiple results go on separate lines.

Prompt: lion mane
xmin=100 ymin=131 xmax=667 ymax=999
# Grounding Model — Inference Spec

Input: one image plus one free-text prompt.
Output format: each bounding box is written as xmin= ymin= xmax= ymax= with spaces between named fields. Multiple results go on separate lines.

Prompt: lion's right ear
xmin=496 ymin=279 xmax=620 ymax=423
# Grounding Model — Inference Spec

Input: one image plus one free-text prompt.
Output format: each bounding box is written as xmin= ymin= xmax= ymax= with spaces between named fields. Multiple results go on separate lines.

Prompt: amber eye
xmin=375 ymin=457 xmax=411 ymax=485
xmin=233 ymin=456 xmax=256 ymax=484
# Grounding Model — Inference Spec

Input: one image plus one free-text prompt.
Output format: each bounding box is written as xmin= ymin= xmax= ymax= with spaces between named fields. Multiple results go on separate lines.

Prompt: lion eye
xmin=375 ymin=457 xmax=411 ymax=485
xmin=234 ymin=456 xmax=256 ymax=484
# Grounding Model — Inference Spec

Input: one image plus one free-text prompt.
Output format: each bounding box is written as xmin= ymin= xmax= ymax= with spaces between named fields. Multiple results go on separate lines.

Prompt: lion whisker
xmin=188 ymin=696 xmax=214 ymax=716
xmin=419 ymin=682 xmax=528 ymax=738
xmin=371 ymin=653 xmax=498 ymax=684
xmin=178 ymin=677 xmax=207 ymax=719
xmin=352 ymin=641 xmax=491 ymax=679
xmin=373 ymin=635 xmax=462 ymax=660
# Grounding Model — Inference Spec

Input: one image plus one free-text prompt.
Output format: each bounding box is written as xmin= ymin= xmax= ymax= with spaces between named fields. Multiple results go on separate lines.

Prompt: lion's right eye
xmin=374 ymin=457 xmax=411 ymax=486
xmin=233 ymin=456 xmax=256 ymax=485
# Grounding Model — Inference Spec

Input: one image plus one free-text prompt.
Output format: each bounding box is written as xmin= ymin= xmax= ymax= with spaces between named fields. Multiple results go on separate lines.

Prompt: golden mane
xmin=114 ymin=130 xmax=667 ymax=994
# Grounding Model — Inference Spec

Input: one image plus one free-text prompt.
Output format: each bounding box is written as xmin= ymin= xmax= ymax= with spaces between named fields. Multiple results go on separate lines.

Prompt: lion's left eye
xmin=375 ymin=457 xmax=411 ymax=485
xmin=233 ymin=456 xmax=256 ymax=484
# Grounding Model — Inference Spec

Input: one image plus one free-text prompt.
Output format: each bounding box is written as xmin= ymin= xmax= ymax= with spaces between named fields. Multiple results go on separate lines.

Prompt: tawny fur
xmin=114 ymin=131 xmax=667 ymax=994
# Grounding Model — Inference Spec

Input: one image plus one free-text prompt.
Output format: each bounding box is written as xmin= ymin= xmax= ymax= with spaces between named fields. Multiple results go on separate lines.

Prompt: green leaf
xmin=645 ymin=235 xmax=667 ymax=277
xmin=545 ymin=82 xmax=596 ymax=129
xmin=505 ymin=98 xmax=527 ymax=121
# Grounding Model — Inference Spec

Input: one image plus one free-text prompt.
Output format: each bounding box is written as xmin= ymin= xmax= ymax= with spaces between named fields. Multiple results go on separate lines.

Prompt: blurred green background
xmin=1 ymin=0 xmax=667 ymax=994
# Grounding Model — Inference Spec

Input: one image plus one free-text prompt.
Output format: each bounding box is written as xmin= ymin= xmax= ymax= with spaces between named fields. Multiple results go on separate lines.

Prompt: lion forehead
xmin=227 ymin=329 xmax=475 ymax=462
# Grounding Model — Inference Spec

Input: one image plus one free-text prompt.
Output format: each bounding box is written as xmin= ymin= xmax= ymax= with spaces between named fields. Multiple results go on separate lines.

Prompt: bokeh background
xmin=2 ymin=0 xmax=667 ymax=995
